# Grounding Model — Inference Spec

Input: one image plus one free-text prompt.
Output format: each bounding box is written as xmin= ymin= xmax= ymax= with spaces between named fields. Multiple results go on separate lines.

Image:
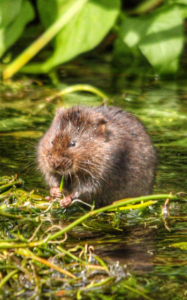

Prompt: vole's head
xmin=37 ymin=106 xmax=110 ymax=179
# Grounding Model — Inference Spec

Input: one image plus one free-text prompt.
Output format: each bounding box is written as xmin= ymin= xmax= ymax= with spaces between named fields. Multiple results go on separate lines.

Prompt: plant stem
xmin=0 ymin=236 xmax=49 ymax=249
xmin=0 ymin=194 xmax=178 ymax=249
xmin=57 ymin=246 xmax=109 ymax=272
xmin=0 ymin=269 xmax=18 ymax=289
xmin=123 ymin=284 xmax=154 ymax=300
xmin=57 ymin=246 xmax=85 ymax=263
xmin=47 ymin=84 xmax=109 ymax=101
xmin=16 ymin=248 xmax=76 ymax=278
xmin=0 ymin=179 xmax=23 ymax=193
xmin=77 ymin=277 xmax=114 ymax=299
xmin=48 ymin=194 xmax=177 ymax=241
xmin=0 ymin=212 xmax=23 ymax=219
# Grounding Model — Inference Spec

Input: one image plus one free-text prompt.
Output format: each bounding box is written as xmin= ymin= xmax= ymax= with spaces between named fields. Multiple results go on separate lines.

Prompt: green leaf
xmin=37 ymin=0 xmax=65 ymax=27
xmin=119 ymin=5 xmax=184 ymax=75
xmin=0 ymin=0 xmax=35 ymax=58
xmin=37 ymin=0 xmax=120 ymax=72
xmin=0 ymin=0 xmax=22 ymax=28
xmin=119 ymin=16 xmax=150 ymax=48
xmin=139 ymin=6 xmax=184 ymax=74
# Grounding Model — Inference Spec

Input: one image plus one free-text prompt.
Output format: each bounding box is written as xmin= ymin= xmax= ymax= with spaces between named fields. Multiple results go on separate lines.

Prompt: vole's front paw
xmin=60 ymin=196 xmax=72 ymax=208
xmin=50 ymin=187 xmax=62 ymax=198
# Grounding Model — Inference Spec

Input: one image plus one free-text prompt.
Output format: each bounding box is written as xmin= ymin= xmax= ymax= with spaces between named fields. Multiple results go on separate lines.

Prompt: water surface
xmin=0 ymin=59 xmax=187 ymax=299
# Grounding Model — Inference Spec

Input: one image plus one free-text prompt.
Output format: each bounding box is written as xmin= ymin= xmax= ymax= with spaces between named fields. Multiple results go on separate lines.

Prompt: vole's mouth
xmin=49 ymin=156 xmax=73 ymax=174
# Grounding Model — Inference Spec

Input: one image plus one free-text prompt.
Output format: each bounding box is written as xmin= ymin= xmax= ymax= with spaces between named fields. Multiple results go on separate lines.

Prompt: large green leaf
xmin=37 ymin=0 xmax=120 ymax=72
xmin=119 ymin=16 xmax=150 ymax=48
xmin=119 ymin=5 xmax=184 ymax=75
xmin=0 ymin=0 xmax=22 ymax=28
xmin=139 ymin=6 xmax=184 ymax=74
xmin=0 ymin=0 xmax=35 ymax=58
xmin=37 ymin=0 xmax=67 ymax=27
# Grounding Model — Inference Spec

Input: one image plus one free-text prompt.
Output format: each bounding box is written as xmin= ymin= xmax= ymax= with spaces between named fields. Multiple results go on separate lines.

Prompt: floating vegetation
xmin=0 ymin=175 xmax=184 ymax=299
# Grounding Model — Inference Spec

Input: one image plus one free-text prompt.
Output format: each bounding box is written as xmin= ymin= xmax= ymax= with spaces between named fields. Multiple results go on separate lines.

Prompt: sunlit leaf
xmin=119 ymin=5 xmax=184 ymax=75
xmin=37 ymin=0 xmax=120 ymax=71
xmin=139 ymin=6 xmax=184 ymax=74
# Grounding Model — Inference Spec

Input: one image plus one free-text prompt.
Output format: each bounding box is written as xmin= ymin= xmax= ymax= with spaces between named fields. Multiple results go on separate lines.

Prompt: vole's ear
xmin=49 ymin=107 xmax=66 ymax=131
xmin=93 ymin=114 xmax=107 ymax=134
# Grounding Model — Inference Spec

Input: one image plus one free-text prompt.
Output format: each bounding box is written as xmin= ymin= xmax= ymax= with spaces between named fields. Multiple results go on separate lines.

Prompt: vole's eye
xmin=70 ymin=141 xmax=76 ymax=147
xmin=51 ymin=140 xmax=54 ymax=145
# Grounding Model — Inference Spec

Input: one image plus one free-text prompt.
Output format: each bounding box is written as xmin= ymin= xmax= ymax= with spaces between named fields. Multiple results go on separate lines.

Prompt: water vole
xmin=37 ymin=106 xmax=157 ymax=207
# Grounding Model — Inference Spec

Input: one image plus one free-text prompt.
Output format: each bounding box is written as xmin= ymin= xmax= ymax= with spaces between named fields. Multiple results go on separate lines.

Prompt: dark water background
xmin=1 ymin=57 xmax=187 ymax=299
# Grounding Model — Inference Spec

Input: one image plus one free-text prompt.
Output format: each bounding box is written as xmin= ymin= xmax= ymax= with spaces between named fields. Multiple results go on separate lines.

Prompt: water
xmin=0 ymin=59 xmax=187 ymax=299
xmin=1 ymin=73 xmax=186 ymax=195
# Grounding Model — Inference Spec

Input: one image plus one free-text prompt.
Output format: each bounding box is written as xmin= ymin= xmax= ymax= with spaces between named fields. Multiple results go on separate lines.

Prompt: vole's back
xmin=83 ymin=106 xmax=157 ymax=206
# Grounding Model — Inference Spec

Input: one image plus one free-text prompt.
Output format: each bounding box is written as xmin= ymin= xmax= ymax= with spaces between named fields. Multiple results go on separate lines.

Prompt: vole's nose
xmin=51 ymin=159 xmax=62 ymax=170
xmin=50 ymin=156 xmax=72 ymax=172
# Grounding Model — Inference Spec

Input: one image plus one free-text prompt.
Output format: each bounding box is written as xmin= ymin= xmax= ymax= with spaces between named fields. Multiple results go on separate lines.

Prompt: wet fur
xmin=37 ymin=106 xmax=157 ymax=207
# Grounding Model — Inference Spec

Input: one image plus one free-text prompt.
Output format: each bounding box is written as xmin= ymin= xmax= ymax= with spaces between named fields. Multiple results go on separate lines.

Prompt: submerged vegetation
xmin=1 ymin=0 xmax=187 ymax=79
xmin=0 ymin=175 xmax=186 ymax=299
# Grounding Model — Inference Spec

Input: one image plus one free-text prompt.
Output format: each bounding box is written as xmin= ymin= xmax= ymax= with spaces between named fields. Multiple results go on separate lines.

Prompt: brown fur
xmin=37 ymin=106 xmax=157 ymax=207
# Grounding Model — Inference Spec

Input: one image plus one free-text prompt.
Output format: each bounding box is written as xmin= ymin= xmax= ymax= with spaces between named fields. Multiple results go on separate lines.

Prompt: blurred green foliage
xmin=1 ymin=0 xmax=187 ymax=77
xmin=0 ymin=0 xmax=34 ymax=57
